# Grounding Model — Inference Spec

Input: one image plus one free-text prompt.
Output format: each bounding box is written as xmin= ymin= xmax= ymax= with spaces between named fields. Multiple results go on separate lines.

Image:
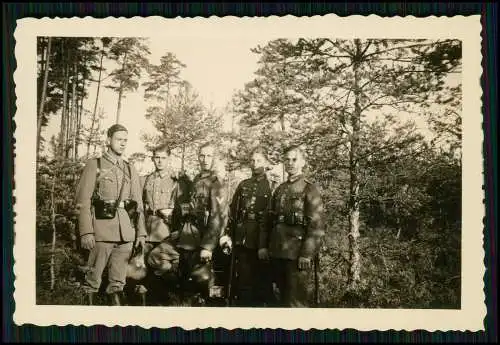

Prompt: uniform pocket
xmin=98 ymin=175 xmax=116 ymax=197
xmin=291 ymin=196 xmax=304 ymax=210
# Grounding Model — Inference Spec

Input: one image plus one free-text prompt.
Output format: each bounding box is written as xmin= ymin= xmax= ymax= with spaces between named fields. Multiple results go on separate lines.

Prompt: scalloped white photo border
xmin=12 ymin=14 xmax=485 ymax=331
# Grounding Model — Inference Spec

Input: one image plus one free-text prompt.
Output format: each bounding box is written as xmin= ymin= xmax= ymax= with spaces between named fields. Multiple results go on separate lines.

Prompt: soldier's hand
xmin=219 ymin=235 xmax=232 ymax=252
xmin=200 ymin=249 xmax=212 ymax=262
xmin=135 ymin=236 xmax=146 ymax=249
xmin=298 ymin=257 xmax=312 ymax=270
xmin=258 ymin=248 xmax=269 ymax=260
xmin=81 ymin=234 xmax=95 ymax=250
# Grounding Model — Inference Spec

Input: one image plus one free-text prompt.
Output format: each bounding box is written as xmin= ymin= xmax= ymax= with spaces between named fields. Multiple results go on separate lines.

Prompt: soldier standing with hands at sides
xmin=75 ymin=124 xmax=147 ymax=306
xmin=224 ymin=147 xmax=275 ymax=307
xmin=263 ymin=145 xmax=325 ymax=308
xmin=176 ymin=142 xmax=228 ymax=305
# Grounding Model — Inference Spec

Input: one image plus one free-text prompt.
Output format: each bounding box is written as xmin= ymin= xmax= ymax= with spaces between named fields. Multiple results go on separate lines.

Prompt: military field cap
xmin=251 ymin=145 xmax=269 ymax=158
xmin=107 ymin=123 xmax=128 ymax=137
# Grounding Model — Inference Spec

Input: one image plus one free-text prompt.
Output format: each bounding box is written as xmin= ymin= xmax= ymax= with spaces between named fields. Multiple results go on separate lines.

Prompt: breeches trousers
xmin=84 ymin=241 xmax=133 ymax=294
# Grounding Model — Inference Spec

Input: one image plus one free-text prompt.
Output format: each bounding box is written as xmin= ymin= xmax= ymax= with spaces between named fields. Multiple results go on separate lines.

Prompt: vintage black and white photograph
xmin=14 ymin=15 xmax=484 ymax=330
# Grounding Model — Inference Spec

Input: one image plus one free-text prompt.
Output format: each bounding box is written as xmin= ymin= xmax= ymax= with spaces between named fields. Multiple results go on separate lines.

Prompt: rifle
xmin=313 ymin=252 xmax=320 ymax=307
xmin=226 ymin=186 xmax=240 ymax=307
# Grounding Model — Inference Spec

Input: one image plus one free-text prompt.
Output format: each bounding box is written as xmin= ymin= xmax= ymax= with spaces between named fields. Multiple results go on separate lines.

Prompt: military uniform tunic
xmin=227 ymin=171 xmax=274 ymax=306
xmin=265 ymin=174 xmax=325 ymax=307
xmin=75 ymin=151 xmax=147 ymax=294
xmin=175 ymin=170 xmax=228 ymax=302
xmin=127 ymin=172 xmax=191 ymax=306
xmin=142 ymin=170 xmax=178 ymax=243
xmin=177 ymin=170 xmax=226 ymax=251
xmin=228 ymin=172 xmax=272 ymax=249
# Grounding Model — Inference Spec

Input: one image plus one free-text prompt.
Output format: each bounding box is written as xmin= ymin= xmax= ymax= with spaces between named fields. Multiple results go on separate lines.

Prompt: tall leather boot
xmin=83 ymin=291 xmax=97 ymax=306
xmin=134 ymin=284 xmax=148 ymax=306
xmin=109 ymin=291 xmax=124 ymax=306
xmin=138 ymin=292 xmax=147 ymax=306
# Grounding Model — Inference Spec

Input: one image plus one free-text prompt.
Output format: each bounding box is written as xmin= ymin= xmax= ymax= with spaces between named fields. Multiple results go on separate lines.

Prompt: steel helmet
xmin=190 ymin=262 xmax=213 ymax=285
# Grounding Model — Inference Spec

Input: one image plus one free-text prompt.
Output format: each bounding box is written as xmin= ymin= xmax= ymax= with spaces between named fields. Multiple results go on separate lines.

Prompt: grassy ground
xmin=36 ymin=224 xmax=460 ymax=309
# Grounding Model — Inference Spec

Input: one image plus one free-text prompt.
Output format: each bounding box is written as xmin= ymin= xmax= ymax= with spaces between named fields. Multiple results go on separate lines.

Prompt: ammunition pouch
xmin=276 ymin=212 xmax=307 ymax=226
xmin=93 ymin=199 xmax=117 ymax=220
xmin=243 ymin=211 xmax=256 ymax=221
xmin=184 ymin=208 xmax=208 ymax=228
xmin=180 ymin=203 xmax=191 ymax=217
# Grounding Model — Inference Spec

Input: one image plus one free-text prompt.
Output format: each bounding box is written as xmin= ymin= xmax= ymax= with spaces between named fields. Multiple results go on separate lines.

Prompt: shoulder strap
xmin=126 ymin=160 xmax=131 ymax=176
xmin=126 ymin=160 xmax=133 ymax=193
xmin=116 ymin=161 xmax=129 ymax=206
xmin=91 ymin=157 xmax=101 ymax=200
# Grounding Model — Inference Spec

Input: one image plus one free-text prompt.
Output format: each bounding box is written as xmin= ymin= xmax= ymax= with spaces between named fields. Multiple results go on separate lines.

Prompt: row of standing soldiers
xmin=75 ymin=124 xmax=325 ymax=307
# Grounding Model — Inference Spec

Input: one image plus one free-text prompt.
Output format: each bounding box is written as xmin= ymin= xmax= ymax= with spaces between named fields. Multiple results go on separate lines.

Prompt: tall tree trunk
xmin=86 ymin=110 xmax=97 ymax=158
xmin=347 ymin=39 xmax=362 ymax=292
xmin=92 ymin=108 xmax=104 ymax=155
xmin=280 ymin=61 xmax=288 ymax=182
xmin=115 ymin=52 xmax=128 ymax=124
xmin=37 ymin=37 xmax=52 ymax=161
xmin=75 ymin=81 xmax=85 ymax=160
xmin=280 ymin=114 xmax=286 ymax=181
xmin=50 ymin=172 xmax=57 ymax=291
xmin=87 ymin=49 xmax=105 ymax=157
xmin=116 ymin=87 xmax=124 ymax=124
xmin=65 ymin=90 xmax=72 ymax=158
xmin=181 ymin=143 xmax=185 ymax=171
xmin=163 ymin=81 xmax=170 ymax=136
xmin=37 ymin=39 xmax=46 ymax=109
xmin=70 ymin=63 xmax=78 ymax=160
xmin=58 ymin=62 xmax=69 ymax=157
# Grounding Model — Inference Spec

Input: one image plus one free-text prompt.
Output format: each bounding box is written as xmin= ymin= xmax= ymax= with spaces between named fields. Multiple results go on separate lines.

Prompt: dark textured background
xmin=2 ymin=2 xmax=497 ymax=343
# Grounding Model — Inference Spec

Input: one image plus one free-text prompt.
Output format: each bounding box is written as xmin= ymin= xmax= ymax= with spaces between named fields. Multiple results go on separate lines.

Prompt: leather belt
xmin=276 ymin=213 xmax=306 ymax=226
xmin=243 ymin=212 xmax=256 ymax=221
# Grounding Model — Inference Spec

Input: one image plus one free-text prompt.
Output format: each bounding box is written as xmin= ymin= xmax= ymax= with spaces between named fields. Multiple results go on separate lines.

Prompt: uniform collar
xmin=155 ymin=170 xmax=169 ymax=179
xmin=103 ymin=150 xmax=124 ymax=166
xmin=198 ymin=169 xmax=213 ymax=179
xmin=287 ymin=173 xmax=304 ymax=183
xmin=252 ymin=171 xmax=266 ymax=181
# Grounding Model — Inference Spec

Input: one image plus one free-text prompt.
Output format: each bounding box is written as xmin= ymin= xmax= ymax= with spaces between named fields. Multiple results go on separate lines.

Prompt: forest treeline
xmin=36 ymin=36 xmax=462 ymax=308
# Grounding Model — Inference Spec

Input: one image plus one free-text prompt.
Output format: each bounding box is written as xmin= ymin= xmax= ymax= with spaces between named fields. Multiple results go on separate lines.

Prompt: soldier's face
xmin=153 ymin=151 xmax=169 ymax=171
xmin=284 ymin=149 xmax=305 ymax=176
xmin=108 ymin=131 xmax=128 ymax=156
xmin=250 ymin=152 xmax=267 ymax=172
xmin=198 ymin=146 xmax=215 ymax=171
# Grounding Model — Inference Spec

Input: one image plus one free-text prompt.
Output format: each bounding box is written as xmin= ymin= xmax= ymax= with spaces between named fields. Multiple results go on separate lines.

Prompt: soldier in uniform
xmin=143 ymin=145 xmax=178 ymax=246
xmin=130 ymin=144 xmax=183 ymax=305
xmin=262 ymin=145 xmax=325 ymax=308
xmin=224 ymin=147 xmax=274 ymax=307
xmin=175 ymin=142 xmax=228 ymax=305
xmin=75 ymin=124 xmax=147 ymax=306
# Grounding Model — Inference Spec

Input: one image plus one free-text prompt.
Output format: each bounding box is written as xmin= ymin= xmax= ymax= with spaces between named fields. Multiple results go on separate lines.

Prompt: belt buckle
xmin=180 ymin=203 xmax=190 ymax=216
xmin=247 ymin=213 xmax=255 ymax=220
xmin=209 ymin=285 xmax=224 ymax=298
xmin=278 ymin=215 xmax=285 ymax=223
